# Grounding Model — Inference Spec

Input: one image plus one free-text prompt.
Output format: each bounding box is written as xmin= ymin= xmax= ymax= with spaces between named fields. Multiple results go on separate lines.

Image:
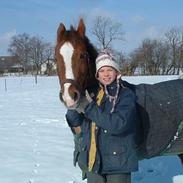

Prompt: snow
xmin=0 ymin=75 xmax=183 ymax=183
xmin=173 ymin=175 xmax=183 ymax=183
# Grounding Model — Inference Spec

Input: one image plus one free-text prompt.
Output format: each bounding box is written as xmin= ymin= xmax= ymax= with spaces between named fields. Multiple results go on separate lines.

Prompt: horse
xmin=55 ymin=18 xmax=183 ymax=165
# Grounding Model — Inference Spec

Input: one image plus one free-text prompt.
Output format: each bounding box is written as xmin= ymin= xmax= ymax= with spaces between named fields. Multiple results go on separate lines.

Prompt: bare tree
xmin=156 ymin=42 xmax=169 ymax=75
xmin=164 ymin=27 xmax=183 ymax=74
xmin=129 ymin=38 xmax=169 ymax=75
xmin=8 ymin=33 xmax=31 ymax=74
xmin=43 ymin=45 xmax=55 ymax=75
xmin=29 ymin=36 xmax=52 ymax=75
xmin=91 ymin=16 xmax=124 ymax=49
xmin=179 ymin=32 xmax=183 ymax=72
xmin=8 ymin=33 xmax=54 ymax=78
xmin=28 ymin=36 xmax=53 ymax=83
xmin=128 ymin=49 xmax=143 ymax=75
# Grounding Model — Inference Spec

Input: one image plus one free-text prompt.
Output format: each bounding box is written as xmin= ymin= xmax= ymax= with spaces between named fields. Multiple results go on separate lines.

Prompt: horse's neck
xmin=85 ymin=39 xmax=99 ymax=94
xmin=86 ymin=78 xmax=99 ymax=96
xmin=85 ymin=61 xmax=99 ymax=95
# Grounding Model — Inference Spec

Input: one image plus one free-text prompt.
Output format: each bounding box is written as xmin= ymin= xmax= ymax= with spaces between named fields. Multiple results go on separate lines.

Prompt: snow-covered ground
xmin=0 ymin=75 xmax=183 ymax=183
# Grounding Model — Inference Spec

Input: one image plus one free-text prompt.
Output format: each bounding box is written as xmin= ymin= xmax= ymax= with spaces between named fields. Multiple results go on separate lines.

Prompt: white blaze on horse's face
xmin=59 ymin=42 xmax=76 ymax=107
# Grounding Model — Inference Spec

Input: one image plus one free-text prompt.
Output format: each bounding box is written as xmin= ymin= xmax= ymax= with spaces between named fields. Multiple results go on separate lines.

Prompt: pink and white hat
xmin=95 ymin=49 xmax=120 ymax=74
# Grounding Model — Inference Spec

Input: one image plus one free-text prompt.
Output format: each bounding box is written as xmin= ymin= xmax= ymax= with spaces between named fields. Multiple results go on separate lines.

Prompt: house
xmin=40 ymin=59 xmax=57 ymax=75
xmin=0 ymin=56 xmax=23 ymax=74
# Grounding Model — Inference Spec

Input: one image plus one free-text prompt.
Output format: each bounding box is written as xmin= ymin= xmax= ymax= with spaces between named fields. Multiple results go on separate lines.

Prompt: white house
xmin=40 ymin=59 xmax=57 ymax=75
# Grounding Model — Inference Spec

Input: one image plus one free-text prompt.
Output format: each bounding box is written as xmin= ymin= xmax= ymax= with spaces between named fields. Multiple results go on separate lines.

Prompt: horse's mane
xmin=85 ymin=36 xmax=98 ymax=65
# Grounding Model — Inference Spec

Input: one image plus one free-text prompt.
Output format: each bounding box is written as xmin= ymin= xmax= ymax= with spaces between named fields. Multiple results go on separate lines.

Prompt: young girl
xmin=66 ymin=49 xmax=138 ymax=183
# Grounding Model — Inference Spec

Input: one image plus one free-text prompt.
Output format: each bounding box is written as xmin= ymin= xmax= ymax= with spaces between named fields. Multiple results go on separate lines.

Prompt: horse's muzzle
xmin=59 ymin=90 xmax=81 ymax=109
xmin=59 ymin=79 xmax=83 ymax=109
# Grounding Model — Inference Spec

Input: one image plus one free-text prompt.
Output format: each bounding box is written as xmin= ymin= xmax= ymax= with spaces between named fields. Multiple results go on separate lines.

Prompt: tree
xmin=29 ymin=36 xmax=53 ymax=77
xmin=28 ymin=36 xmax=53 ymax=83
xmin=179 ymin=32 xmax=183 ymax=73
xmin=91 ymin=16 xmax=124 ymax=49
xmin=164 ymin=27 xmax=183 ymax=74
xmin=129 ymin=38 xmax=169 ymax=75
xmin=8 ymin=33 xmax=31 ymax=74
xmin=8 ymin=33 xmax=54 ymax=77
xmin=41 ymin=45 xmax=55 ymax=75
xmin=128 ymin=49 xmax=143 ymax=75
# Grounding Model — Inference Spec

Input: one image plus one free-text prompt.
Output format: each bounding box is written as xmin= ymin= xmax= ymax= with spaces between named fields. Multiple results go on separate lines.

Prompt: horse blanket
xmin=123 ymin=79 xmax=183 ymax=159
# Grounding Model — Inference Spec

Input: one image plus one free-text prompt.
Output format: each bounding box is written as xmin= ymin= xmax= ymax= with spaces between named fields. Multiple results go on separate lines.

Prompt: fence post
xmin=5 ymin=78 xmax=7 ymax=92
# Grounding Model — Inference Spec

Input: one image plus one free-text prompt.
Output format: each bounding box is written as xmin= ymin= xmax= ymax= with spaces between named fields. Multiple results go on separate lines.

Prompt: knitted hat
xmin=96 ymin=49 xmax=120 ymax=74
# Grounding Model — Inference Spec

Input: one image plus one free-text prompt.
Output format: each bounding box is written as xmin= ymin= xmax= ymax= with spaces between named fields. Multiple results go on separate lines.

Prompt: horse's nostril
xmin=73 ymin=92 xmax=78 ymax=101
xmin=72 ymin=92 xmax=79 ymax=101
xmin=70 ymin=91 xmax=80 ymax=102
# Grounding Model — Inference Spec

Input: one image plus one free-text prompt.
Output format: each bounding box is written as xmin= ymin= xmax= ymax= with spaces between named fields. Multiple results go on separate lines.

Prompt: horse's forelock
xmin=70 ymin=25 xmax=76 ymax=32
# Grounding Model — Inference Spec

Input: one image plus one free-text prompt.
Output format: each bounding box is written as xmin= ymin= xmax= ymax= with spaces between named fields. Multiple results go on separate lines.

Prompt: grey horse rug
xmin=122 ymin=79 xmax=183 ymax=159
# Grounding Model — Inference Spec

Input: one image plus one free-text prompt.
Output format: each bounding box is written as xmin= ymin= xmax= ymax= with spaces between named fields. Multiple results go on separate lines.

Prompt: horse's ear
xmin=77 ymin=18 xmax=85 ymax=38
xmin=57 ymin=23 xmax=66 ymax=43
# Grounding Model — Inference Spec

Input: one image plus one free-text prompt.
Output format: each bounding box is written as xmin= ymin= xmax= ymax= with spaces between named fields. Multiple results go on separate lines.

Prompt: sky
xmin=0 ymin=0 xmax=183 ymax=56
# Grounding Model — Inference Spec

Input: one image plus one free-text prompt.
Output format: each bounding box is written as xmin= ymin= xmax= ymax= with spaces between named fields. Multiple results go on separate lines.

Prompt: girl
xmin=66 ymin=49 xmax=138 ymax=183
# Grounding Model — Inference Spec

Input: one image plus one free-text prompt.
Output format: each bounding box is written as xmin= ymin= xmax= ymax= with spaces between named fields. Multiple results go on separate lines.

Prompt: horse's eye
xmin=80 ymin=53 xmax=86 ymax=59
xmin=80 ymin=52 xmax=88 ymax=60
xmin=80 ymin=53 xmax=85 ymax=60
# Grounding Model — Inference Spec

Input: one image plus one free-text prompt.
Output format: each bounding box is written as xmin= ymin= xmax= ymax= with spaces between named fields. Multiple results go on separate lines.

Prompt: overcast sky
xmin=0 ymin=0 xmax=183 ymax=55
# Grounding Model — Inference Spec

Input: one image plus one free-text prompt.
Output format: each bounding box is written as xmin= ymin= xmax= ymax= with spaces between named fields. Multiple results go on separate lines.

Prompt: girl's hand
xmin=76 ymin=90 xmax=92 ymax=113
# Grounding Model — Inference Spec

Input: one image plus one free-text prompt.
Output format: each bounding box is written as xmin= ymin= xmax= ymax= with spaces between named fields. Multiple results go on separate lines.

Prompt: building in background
xmin=0 ymin=56 xmax=23 ymax=75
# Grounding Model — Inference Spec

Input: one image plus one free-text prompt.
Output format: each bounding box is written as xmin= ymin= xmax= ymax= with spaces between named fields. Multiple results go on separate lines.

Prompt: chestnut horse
xmin=55 ymin=19 xmax=98 ymax=108
xmin=55 ymin=18 xmax=183 ymax=165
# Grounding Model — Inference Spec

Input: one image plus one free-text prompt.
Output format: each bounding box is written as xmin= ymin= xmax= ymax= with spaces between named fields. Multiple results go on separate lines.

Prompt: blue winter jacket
xmin=66 ymin=79 xmax=138 ymax=175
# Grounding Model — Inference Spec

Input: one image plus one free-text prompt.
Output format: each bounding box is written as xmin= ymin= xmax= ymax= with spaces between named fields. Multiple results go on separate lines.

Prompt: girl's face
xmin=97 ymin=66 xmax=118 ymax=85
